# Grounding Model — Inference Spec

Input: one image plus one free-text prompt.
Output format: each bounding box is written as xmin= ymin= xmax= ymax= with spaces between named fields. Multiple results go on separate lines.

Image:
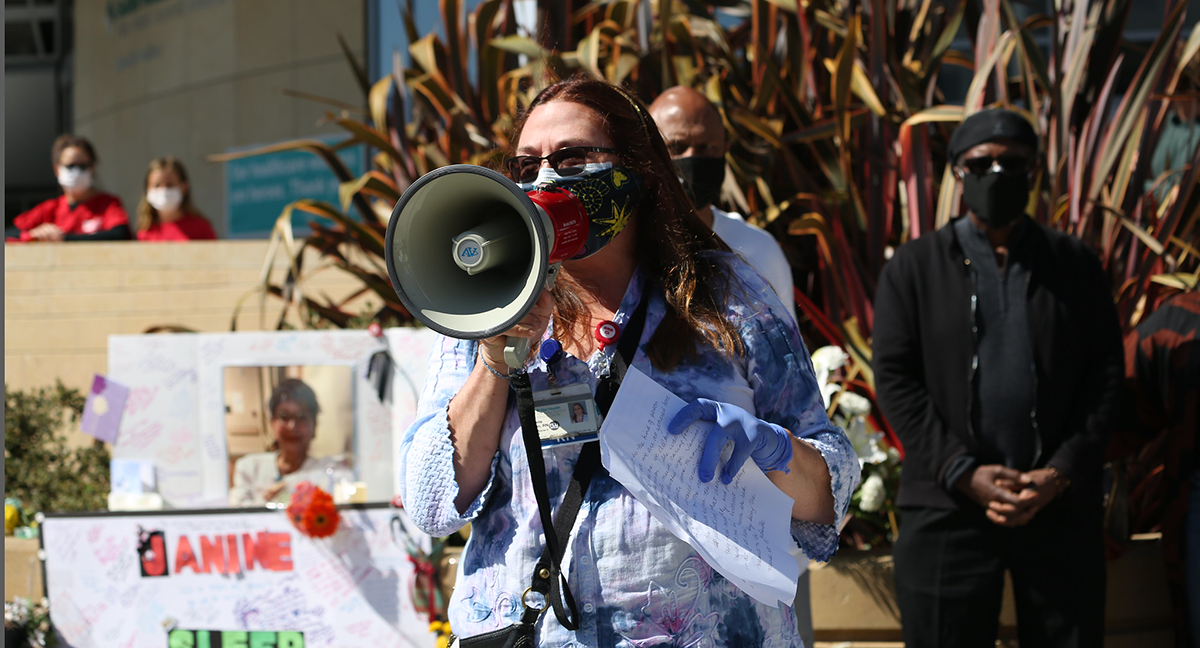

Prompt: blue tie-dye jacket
xmin=399 ymin=253 xmax=859 ymax=648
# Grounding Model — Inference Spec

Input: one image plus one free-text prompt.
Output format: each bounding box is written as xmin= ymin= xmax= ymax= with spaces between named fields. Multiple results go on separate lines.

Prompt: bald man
xmin=649 ymin=86 xmax=796 ymax=319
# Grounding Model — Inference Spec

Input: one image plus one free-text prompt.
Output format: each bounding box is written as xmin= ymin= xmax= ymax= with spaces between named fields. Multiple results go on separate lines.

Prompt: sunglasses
xmin=61 ymin=163 xmax=92 ymax=172
xmin=958 ymin=155 xmax=1032 ymax=177
xmin=504 ymin=146 xmax=618 ymax=183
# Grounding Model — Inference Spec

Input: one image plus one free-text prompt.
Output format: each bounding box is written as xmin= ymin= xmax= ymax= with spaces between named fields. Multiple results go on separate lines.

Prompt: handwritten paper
xmin=599 ymin=367 xmax=800 ymax=606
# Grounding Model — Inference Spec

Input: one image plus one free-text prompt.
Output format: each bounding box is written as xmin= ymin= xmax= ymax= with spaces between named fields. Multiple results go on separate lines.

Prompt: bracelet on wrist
xmin=478 ymin=351 xmax=512 ymax=380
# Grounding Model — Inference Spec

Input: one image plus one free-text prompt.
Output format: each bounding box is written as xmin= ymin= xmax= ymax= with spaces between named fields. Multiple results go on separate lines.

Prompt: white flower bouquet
xmin=4 ymin=597 xmax=54 ymax=647
xmin=812 ymin=345 xmax=902 ymax=551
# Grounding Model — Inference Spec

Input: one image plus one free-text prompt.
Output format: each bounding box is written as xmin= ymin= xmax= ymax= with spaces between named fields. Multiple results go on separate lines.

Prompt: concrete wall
xmin=71 ymin=0 xmax=367 ymax=238
xmin=4 ymin=240 xmax=372 ymax=446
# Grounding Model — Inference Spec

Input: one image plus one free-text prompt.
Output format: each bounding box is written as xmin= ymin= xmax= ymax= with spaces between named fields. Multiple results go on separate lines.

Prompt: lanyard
xmin=508 ymin=293 xmax=649 ymax=629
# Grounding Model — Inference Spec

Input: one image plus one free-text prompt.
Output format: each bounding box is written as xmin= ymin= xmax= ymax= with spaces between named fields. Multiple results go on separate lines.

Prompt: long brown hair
xmin=513 ymin=75 xmax=743 ymax=370
xmin=136 ymin=157 xmax=200 ymax=233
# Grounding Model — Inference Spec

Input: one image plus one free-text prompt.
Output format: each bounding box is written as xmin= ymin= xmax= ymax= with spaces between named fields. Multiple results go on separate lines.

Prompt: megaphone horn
xmin=385 ymin=165 xmax=589 ymax=368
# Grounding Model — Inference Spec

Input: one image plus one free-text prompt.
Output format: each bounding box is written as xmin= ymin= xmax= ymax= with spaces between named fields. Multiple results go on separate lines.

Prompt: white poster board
xmin=108 ymin=329 xmax=437 ymax=508
xmin=41 ymin=505 xmax=438 ymax=648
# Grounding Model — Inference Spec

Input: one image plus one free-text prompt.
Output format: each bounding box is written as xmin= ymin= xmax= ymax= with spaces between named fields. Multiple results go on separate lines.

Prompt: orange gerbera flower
xmin=286 ymin=482 xmax=340 ymax=538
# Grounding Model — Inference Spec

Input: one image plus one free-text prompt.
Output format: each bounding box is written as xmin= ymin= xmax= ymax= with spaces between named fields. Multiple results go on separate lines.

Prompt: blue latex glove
xmin=667 ymin=398 xmax=794 ymax=484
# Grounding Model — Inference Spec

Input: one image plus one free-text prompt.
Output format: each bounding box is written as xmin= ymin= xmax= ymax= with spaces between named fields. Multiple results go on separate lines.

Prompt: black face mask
xmin=673 ymin=156 xmax=725 ymax=210
xmin=961 ymin=172 xmax=1030 ymax=228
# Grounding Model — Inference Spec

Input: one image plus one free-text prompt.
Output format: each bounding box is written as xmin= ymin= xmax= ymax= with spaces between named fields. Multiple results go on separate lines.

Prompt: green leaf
xmin=1089 ymin=1 xmax=1186 ymax=203
xmin=830 ymin=14 xmax=859 ymax=147
xmin=339 ymin=172 xmax=400 ymax=211
xmin=962 ymin=31 xmax=1015 ymax=111
xmin=929 ymin=0 xmax=967 ymax=66
xmin=783 ymin=109 xmax=870 ymax=143
xmin=292 ymin=199 xmax=387 ymax=258
xmin=900 ymin=105 xmax=965 ymax=127
xmin=368 ymin=75 xmax=393 ymax=137
xmin=329 ymin=113 xmax=408 ymax=170
xmin=337 ymin=32 xmax=371 ymax=97
xmin=491 ymin=35 xmax=549 ymax=59
xmin=1149 ymin=273 xmax=1198 ymax=291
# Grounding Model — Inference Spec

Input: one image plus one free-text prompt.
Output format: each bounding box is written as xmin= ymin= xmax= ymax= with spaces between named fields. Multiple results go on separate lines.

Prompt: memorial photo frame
xmin=222 ymin=364 xmax=357 ymax=507
xmin=108 ymin=329 xmax=438 ymax=508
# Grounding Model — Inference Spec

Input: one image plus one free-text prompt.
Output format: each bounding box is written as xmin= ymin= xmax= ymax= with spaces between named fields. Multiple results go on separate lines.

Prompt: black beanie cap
xmin=947 ymin=108 xmax=1039 ymax=164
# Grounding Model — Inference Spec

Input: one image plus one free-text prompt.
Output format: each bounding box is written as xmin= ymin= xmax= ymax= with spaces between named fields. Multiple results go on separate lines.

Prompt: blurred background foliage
xmin=4 ymin=383 xmax=111 ymax=516
xmin=214 ymin=0 xmax=1199 ymax=549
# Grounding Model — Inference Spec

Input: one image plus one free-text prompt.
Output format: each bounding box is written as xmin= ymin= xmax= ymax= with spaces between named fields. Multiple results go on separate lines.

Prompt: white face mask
xmin=146 ymin=187 xmax=184 ymax=212
xmin=57 ymin=167 xmax=93 ymax=191
xmin=517 ymin=162 xmax=612 ymax=191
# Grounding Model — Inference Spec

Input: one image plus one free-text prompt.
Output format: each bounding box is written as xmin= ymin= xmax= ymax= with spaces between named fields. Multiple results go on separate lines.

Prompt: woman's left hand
xmin=667 ymin=399 xmax=794 ymax=484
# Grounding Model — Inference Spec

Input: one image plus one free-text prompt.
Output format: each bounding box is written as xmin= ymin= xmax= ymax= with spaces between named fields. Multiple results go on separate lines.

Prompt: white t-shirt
xmin=710 ymin=206 xmax=796 ymax=319
xmin=228 ymin=452 xmax=354 ymax=507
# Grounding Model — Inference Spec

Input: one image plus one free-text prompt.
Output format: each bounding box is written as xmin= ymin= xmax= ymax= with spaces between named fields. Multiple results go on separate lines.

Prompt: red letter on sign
xmin=175 ymin=536 xmax=202 ymax=574
xmin=141 ymin=533 xmax=168 ymax=577
xmin=259 ymin=532 xmax=293 ymax=572
xmin=200 ymin=535 xmax=227 ymax=574
xmin=242 ymin=532 xmax=264 ymax=571
xmin=225 ymin=534 xmax=242 ymax=574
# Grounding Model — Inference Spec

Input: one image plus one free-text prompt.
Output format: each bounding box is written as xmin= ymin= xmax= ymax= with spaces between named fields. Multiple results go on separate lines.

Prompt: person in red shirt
xmin=10 ymin=134 xmax=131 ymax=241
xmin=135 ymin=157 xmax=217 ymax=242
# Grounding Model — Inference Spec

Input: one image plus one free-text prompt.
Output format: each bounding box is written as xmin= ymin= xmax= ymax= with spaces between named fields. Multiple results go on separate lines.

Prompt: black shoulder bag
xmin=455 ymin=298 xmax=648 ymax=648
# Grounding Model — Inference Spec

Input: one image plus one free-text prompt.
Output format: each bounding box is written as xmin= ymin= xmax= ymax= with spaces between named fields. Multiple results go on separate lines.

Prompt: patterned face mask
xmin=520 ymin=162 xmax=646 ymax=260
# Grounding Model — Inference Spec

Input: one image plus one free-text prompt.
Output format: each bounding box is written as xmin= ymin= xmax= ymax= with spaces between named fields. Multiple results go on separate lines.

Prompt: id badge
xmin=532 ymin=382 xmax=601 ymax=447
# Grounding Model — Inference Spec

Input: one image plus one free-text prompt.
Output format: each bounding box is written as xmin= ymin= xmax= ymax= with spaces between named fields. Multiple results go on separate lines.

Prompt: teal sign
xmin=225 ymin=136 xmax=365 ymax=238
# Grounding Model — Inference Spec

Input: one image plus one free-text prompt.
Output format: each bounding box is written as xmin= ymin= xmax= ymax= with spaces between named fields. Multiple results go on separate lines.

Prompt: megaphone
xmin=385 ymin=165 xmax=590 ymax=368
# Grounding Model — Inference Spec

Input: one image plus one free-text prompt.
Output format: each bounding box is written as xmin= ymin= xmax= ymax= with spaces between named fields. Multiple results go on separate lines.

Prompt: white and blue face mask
xmin=519 ymin=162 xmax=646 ymax=260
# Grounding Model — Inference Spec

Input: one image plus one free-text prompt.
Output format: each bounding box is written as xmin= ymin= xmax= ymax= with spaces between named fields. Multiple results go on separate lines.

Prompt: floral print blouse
xmin=399 ymin=253 xmax=858 ymax=648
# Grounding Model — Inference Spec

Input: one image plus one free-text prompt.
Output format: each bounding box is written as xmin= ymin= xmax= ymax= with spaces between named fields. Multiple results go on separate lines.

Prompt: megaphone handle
xmin=501 ymin=263 xmax=562 ymax=371
xmin=503 ymin=337 xmax=532 ymax=371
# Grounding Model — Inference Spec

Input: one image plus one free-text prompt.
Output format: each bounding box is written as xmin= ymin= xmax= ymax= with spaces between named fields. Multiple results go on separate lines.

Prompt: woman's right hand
xmin=477 ymin=289 xmax=554 ymax=372
xmin=28 ymin=223 xmax=64 ymax=241
xmin=448 ymin=290 xmax=554 ymax=513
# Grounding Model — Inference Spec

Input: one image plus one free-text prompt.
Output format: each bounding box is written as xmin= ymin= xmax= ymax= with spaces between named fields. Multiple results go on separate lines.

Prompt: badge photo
xmin=532 ymin=382 xmax=601 ymax=447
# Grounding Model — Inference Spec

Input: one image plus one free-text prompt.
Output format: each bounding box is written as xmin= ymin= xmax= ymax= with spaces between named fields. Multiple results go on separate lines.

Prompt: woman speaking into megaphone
xmin=397 ymin=76 xmax=857 ymax=648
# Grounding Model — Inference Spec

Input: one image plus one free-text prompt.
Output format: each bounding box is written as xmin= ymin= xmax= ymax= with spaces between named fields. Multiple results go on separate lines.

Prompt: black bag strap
xmin=510 ymin=294 xmax=648 ymax=630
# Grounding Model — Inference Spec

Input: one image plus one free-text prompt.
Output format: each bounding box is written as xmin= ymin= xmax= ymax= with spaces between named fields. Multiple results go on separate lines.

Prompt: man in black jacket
xmin=873 ymin=108 xmax=1123 ymax=648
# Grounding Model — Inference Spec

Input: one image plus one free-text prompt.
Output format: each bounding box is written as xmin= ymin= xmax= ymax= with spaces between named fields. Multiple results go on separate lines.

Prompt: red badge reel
xmin=595 ymin=320 xmax=620 ymax=351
